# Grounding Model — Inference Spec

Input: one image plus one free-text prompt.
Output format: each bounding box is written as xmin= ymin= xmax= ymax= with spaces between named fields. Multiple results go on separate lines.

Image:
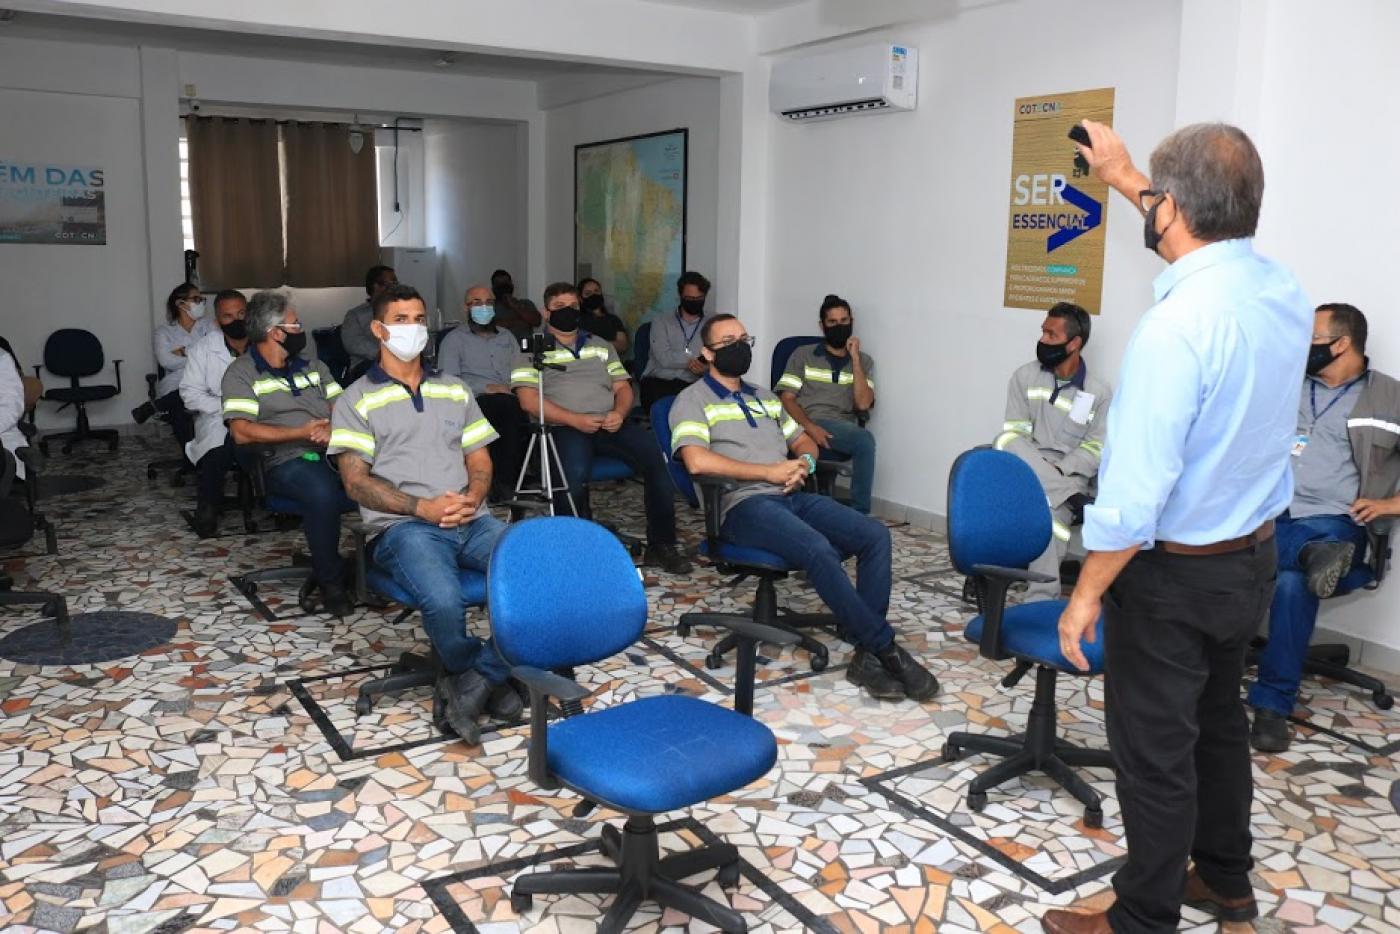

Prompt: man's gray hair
xmin=246 ymin=290 xmax=292 ymax=343
xmin=1149 ymin=122 xmax=1264 ymax=242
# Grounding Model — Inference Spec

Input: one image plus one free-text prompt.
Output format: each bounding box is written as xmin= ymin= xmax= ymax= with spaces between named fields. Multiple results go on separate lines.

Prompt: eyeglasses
xmin=1311 ymin=333 xmax=1341 ymax=343
xmin=705 ymin=335 xmax=755 ymax=350
xmin=1138 ymin=189 xmax=1168 ymax=213
xmin=278 ymin=321 xmax=304 ymax=333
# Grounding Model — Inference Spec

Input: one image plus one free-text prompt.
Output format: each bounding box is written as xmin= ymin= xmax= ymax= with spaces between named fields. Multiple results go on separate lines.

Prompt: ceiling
xmin=0 ymin=11 xmax=667 ymax=81
xmin=640 ymin=0 xmax=806 ymax=11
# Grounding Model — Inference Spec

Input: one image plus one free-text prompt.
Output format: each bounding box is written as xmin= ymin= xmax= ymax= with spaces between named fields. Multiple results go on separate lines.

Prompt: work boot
xmin=321 ymin=582 xmax=354 ymax=619
xmin=875 ymin=643 xmax=940 ymax=701
xmin=1040 ymin=909 xmax=1112 ymax=934
xmin=131 ymin=401 xmax=156 ymax=425
xmin=1300 ymin=540 xmax=1356 ymax=598
xmin=488 ymin=679 xmax=526 ymax=720
xmin=440 ymin=670 xmax=491 ymax=745
xmin=1183 ymin=867 xmax=1259 ymax=922
xmin=191 ymin=501 xmax=220 ymax=538
xmin=1250 ymin=706 xmax=1291 ymax=753
xmin=645 ymin=543 xmax=692 ymax=575
xmin=845 ymin=649 xmax=906 ymax=700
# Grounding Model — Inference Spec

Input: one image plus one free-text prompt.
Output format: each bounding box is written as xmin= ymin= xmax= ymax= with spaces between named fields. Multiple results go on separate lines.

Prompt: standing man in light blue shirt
xmin=1042 ymin=123 xmax=1311 ymax=934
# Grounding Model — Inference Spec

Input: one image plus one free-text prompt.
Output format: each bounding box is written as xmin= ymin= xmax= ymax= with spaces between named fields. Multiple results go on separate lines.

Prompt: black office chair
xmin=312 ymin=326 xmax=352 ymax=387
xmin=143 ymin=367 xmax=193 ymax=486
xmin=34 ymin=329 xmax=122 ymax=455
xmin=1 ymin=443 xmax=69 ymax=645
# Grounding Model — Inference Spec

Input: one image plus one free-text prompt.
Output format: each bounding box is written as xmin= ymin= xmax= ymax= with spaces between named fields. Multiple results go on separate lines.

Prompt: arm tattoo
xmin=338 ymin=453 xmax=420 ymax=518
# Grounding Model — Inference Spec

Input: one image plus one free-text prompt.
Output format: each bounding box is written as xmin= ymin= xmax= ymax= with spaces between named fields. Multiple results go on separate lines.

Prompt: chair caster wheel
xmin=299 ymin=596 xmax=318 ymax=614
xmin=107 ymin=441 xmax=119 ymax=453
xmin=355 ymin=696 xmax=372 ymax=717
xmin=966 ymin=791 xmax=987 ymax=813
xmin=677 ymin=623 xmax=690 ymax=637
xmin=146 ymin=467 xmax=157 ymax=481
xmin=1374 ymin=691 xmax=1394 ymax=711
xmin=1084 ymin=808 xmax=1104 ymax=830
xmin=704 ymin=653 xmax=724 ymax=671
xmin=717 ymin=861 xmax=741 ymax=888
xmin=941 ymin=742 xmax=963 ymax=762
xmin=61 ymin=445 xmax=74 ymax=456
xmin=809 ymin=653 xmax=828 ymax=672
xmin=510 ymin=891 xmax=533 ymax=913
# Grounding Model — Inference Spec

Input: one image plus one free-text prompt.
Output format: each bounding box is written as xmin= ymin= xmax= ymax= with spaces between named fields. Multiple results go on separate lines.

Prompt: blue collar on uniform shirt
xmin=1046 ymin=359 xmax=1087 ymax=406
xmin=818 ymin=345 xmax=850 ymax=377
xmin=368 ymin=363 xmax=440 ymax=413
xmin=1152 ymin=237 xmax=1255 ymax=303
xmin=250 ymin=344 xmax=309 ymax=395
xmin=555 ymin=330 xmax=590 ymax=359
xmin=703 ymin=372 xmax=766 ymax=427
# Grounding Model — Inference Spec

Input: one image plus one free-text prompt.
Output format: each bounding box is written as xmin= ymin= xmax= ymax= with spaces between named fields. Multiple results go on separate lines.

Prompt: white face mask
xmin=381 ymin=323 xmax=429 ymax=362
xmin=185 ymin=299 xmax=207 ymax=320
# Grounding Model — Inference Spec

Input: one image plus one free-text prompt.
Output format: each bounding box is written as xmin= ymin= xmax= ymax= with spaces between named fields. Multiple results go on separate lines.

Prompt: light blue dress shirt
xmin=1083 ymin=239 xmax=1312 ymax=551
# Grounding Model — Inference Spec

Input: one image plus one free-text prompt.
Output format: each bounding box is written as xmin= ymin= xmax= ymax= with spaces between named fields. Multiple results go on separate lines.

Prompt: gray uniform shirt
xmin=438 ymin=325 xmax=518 ymax=396
xmin=645 ymin=310 xmax=710 ymax=381
xmin=220 ymin=350 xmax=343 ymax=469
xmin=327 ymin=369 xmax=499 ymax=531
xmin=341 ymin=301 xmax=378 ymax=365
xmin=669 ymin=377 xmax=804 ymax=522
xmin=994 ymin=360 xmax=1112 ymax=508
xmin=511 ymin=332 xmax=628 ymax=417
xmin=1291 ymin=376 xmax=1364 ymax=519
xmin=776 ymin=344 xmax=876 ymax=424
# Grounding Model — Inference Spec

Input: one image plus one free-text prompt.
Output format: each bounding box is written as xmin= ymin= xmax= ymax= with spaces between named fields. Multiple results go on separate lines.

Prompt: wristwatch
xmin=799 ymin=453 xmax=817 ymax=475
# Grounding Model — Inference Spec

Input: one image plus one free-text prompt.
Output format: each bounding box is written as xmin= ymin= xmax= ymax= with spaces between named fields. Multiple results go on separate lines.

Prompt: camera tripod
xmin=510 ymin=341 xmax=577 ymax=518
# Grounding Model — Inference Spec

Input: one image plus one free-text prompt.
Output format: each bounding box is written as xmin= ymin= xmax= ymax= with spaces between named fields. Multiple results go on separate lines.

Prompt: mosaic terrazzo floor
xmin=1 ymin=427 xmax=1398 ymax=933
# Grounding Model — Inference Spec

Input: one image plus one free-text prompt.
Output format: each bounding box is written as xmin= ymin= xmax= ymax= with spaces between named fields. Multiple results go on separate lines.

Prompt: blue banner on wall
xmin=0 ymin=161 xmax=107 ymax=245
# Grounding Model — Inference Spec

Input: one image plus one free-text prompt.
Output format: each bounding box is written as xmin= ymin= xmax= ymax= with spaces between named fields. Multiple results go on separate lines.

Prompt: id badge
xmin=1291 ymin=434 xmax=1309 ymax=457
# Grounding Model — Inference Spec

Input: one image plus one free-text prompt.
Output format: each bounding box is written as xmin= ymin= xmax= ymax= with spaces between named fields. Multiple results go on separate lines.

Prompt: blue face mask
xmin=470 ymin=305 xmax=496 ymax=326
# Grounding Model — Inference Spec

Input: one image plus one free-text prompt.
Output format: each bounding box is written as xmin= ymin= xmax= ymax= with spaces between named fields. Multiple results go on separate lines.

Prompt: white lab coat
xmin=0 ymin=350 xmax=26 ymax=479
xmin=155 ymin=317 xmax=216 ymax=396
xmin=179 ymin=331 xmax=238 ymax=464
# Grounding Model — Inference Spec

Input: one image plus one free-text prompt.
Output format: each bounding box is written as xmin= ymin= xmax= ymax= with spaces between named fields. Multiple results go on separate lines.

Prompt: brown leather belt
xmin=1159 ymin=520 xmax=1275 ymax=556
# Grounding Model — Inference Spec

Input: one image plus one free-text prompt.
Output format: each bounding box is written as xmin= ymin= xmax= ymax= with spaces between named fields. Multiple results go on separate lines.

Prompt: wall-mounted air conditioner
xmin=770 ymin=42 xmax=918 ymax=123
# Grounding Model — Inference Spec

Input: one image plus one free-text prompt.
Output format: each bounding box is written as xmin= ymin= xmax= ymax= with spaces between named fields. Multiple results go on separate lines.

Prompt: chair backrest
xmin=0 ymin=446 xmax=33 ymax=550
xmin=312 ymin=326 xmax=350 ymax=385
xmin=947 ymin=447 xmax=1051 ymax=574
xmin=488 ymin=517 xmax=647 ymax=670
xmin=770 ymin=335 xmax=823 ymax=391
xmin=43 ymin=329 xmax=105 ymax=379
xmin=649 ymin=396 xmax=700 ymax=509
xmin=632 ymin=321 xmax=652 ymax=377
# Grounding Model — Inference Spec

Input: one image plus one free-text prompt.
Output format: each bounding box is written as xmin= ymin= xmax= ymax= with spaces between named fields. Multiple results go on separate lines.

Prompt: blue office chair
xmin=490 ymin=517 xmax=792 ymax=931
xmin=770 ymin=336 xmax=859 ymax=498
xmin=652 ymin=396 xmax=834 ymax=671
xmin=942 ymin=447 xmax=1112 ymax=826
xmin=631 ymin=321 xmax=652 ymax=380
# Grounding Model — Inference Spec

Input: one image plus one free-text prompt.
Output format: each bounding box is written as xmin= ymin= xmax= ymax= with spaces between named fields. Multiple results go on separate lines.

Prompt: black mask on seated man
xmin=823 ymin=323 xmax=853 ymax=349
xmin=1036 ymin=339 xmax=1071 ymax=370
xmin=1306 ymin=338 xmax=1342 ymax=376
xmin=221 ymin=319 xmax=248 ymax=341
xmin=493 ymin=282 xmax=514 ymax=299
xmin=679 ymin=297 xmax=706 ymax=317
xmin=582 ymin=294 xmax=606 ymax=314
xmin=711 ymin=341 xmax=752 ymax=378
xmin=278 ymin=329 xmax=307 ymax=358
xmin=548 ymin=305 xmax=582 ymax=334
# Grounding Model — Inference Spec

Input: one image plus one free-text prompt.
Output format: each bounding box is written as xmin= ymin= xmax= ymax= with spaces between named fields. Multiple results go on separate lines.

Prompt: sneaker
xmin=1300 ymin=541 xmax=1356 ymax=598
xmin=645 ymin=543 xmax=692 ymax=575
xmin=875 ymin=643 xmax=940 ymax=701
xmin=321 ymin=583 xmax=354 ymax=619
xmin=131 ymin=401 xmax=156 ymax=425
xmin=845 ymin=649 xmax=906 ymax=700
xmin=1249 ymin=706 xmax=1291 ymax=753
xmin=440 ymin=670 xmax=491 ymax=745
xmin=487 ymin=679 xmax=526 ymax=720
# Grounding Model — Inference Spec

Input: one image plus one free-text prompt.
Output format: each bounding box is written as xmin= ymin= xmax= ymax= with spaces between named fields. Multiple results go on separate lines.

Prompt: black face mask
xmin=1143 ymin=199 xmax=1169 ymax=254
xmin=1037 ymin=340 xmax=1072 ymax=370
xmin=710 ymin=341 xmax=752 ymax=378
xmin=1306 ymin=338 xmax=1341 ymax=376
xmin=582 ymin=294 xmax=606 ymax=314
xmin=549 ymin=305 xmax=581 ymax=333
xmin=221 ymin=319 xmax=248 ymax=341
xmin=493 ymin=283 xmax=514 ymax=299
xmin=278 ymin=329 xmax=307 ymax=358
xmin=823 ymin=323 xmax=852 ymax=349
xmin=679 ymin=297 xmax=706 ymax=317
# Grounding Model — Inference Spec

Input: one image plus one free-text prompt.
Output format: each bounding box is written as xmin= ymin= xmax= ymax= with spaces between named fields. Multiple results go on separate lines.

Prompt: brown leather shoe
xmin=1040 ymin=908 xmax=1112 ymax=933
xmin=1184 ymin=868 xmax=1258 ymax=922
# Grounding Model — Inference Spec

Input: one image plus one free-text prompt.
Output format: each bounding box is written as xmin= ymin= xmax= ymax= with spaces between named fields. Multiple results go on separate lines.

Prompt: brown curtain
xmin=283 ymin=122 xmax=380 ymax=288
xmin=186 ymin=117 xmax=284 ymax=288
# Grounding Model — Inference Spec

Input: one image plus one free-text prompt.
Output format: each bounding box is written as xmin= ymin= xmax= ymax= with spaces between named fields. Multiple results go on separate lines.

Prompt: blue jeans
xmin=550 ymin=421 xmax=677 ymax=546
xmin=721 ymin=492 xmax=894 ymax=651
xmin=1247 ymin=512 xmax=1368 ymax=715
xmin=265 ymin=456 xmax=356 ymax=589
xmin=372 ymin=515 xmax=510 ymax=682
xmin=814 ymin=418 xmax=876 ymax=514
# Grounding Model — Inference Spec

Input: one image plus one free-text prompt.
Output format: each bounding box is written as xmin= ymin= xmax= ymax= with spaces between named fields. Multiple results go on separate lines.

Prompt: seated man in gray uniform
xmin=993 ymin=302 xmax=1112 ymax=600
xmin=669 ymin=313 xmax=938 ymax=702
xmin=641 ymin=270 xmax=712 ymax=408
xmin=328 ymin=283 xmax=519 ymax=745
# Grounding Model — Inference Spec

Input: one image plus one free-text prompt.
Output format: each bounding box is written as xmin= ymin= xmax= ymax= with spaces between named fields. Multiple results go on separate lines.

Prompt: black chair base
xmin=511 ymin=815 xmax=746 ymax=934
xmin=0 ymin=589 xmax=71 ymax=646
xmin=678 ymin=573 xmax=833 ymax=672
xmin=1305 ymin=643 xmax=1395 ymax=710
xmin=234 ymin=566 xmax=318 ymax=616
xmin=40 ymin=426 xmax=119 ymax=457
xmin=355 ymin=649 xmax=442 ymax=719
xmin=942 ymin=663 xmax=1113 ymax=827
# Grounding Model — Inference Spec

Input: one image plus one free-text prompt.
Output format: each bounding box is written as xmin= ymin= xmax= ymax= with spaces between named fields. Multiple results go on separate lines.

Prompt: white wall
xmin=544 ymin=77 xmax=721 ymax=312
xmin=762 ymin=0 xmax=1182 ymax=523
xmin=423 ymin=119 xmax=525 ymax=324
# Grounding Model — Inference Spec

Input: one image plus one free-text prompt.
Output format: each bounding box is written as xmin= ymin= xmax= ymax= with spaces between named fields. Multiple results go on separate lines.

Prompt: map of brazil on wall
xmin=575 ymin=129 xmax=687 ymax=333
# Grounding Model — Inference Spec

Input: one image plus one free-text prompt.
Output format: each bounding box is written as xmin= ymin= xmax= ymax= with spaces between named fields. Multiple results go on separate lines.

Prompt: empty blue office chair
xmin=652 ymin=395 xmax=834 ymax=672
xmin=942 ymin=447 xmax=1112 ymax=826
xmin=490 ymin=517 xmax=791 ymax=931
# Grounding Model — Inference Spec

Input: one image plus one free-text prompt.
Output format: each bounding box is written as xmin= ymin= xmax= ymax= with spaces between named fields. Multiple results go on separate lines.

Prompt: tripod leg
xmin=514 ymin=433 xmax=537 ymax=498
xmin=546 ymin=434 xmax=579 ymax=517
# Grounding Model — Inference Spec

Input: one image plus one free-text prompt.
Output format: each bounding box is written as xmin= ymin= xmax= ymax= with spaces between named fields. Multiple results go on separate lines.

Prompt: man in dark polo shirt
xmin=329 ymin=283 xmax=517 ymax=744
xmin=222 ymin=290 xmax=354 ymax=616
xmin=511 ymin=281 xmax=690 ymax=575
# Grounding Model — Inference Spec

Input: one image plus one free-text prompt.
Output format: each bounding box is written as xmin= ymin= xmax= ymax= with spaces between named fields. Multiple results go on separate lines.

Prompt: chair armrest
xmin=15 ymin=445 xmax=42 ymax=477
xmin=512 ymin=666 xmax=591 ymax=703
xmin=512 ymin=665 xmax=591 ymax=790
xmin=694 ymin=477 xmax=736 ymax=553
xmin=972 ymin=563 xmax=1056 ymax=585
xmin=705 ymin=617 xmax=800 ymax=647
xmin=112 ymin=359 xmax=123 ymax=394
xmin=145 ymin=372 xmax=158 ymax=400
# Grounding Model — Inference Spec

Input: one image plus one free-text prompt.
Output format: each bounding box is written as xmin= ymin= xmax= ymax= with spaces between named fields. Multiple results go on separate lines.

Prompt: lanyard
xmin=677 ymin=312 xmax=702 ymax=352
xmin=703 ymin=373 xmax=769 ymax=428
xmin=1308 ymin=376 xmax=1361 ymax=430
